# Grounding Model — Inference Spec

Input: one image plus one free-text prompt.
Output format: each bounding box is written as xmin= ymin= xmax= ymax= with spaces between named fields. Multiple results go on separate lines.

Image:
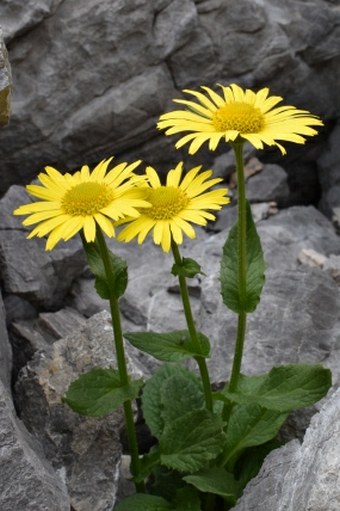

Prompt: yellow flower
xmin=157 ymin=83 xmax=323 ymax=155
xmin=13 ymin=158 xmax=150 ymax=250
xmin=117 ymin=162 xmax=230 ymax=252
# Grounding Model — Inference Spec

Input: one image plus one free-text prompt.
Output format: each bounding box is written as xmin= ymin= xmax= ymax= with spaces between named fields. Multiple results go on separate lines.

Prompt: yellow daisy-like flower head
xmin=13 ymin=157 xmax=150 ymax=250
xmin=157 ymin=83 xmax=323 ymax=155
xmin=117 ymin=162 xmax=230 ymax=252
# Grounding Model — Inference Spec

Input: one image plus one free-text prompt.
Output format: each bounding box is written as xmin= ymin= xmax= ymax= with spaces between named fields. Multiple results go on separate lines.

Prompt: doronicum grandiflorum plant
xmin=14 ymin=84 xmax=331 ymax=511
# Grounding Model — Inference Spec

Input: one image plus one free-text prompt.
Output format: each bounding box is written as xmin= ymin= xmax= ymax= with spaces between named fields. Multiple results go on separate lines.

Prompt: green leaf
xmin=219 ymin=364 xmax=332 ymax=412
xmin=223 ymin=404 xmax=288 ymax=465
xmin=83 ymin=241 xmax=128 ymax=299
xmin=171 ymin=257 xmax=205 ymax=278
xmin=220 ymin=200 xmax=265 ymax=313
xmin=63 ymin=368 xmax=142 ymax=417
xmin=142 ymin=364 xmax=203 ymax=439
xmin=124 ymin=330 xmax=210 ymax=362
xmin=160 ymin=374 xmax=204 ymax=425
xmin=183 ymin=468 xmax=240 ymax=503
xmin=115 ymin=494 xmax=172 ymax=511
xmin=160 ymin=409 xmax=226 ymax=473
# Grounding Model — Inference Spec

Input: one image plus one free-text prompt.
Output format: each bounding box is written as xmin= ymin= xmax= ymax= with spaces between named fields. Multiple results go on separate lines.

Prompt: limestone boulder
xmin=14 ymin=310 xmax=148 ymax=511
xmin=230 ymin=387 xmax=340 ymax=511
xmin=0 ymin=378 xmax=70 ymax=511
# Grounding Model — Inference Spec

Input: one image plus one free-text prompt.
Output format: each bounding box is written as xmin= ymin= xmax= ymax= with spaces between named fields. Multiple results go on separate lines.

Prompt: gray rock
xmin=0 ymin=378 xmax=70 ymax=511
xmin=230 ymin=387 xmax=340 ymax=511
xmin=150 ymin=0 xmax=197 ymax=61
xmin=0 ymin=185 xmax=87 ymax=309
xmin=0 ymin=0 xmax=339 ymax=207
xmin=246 ymin=164 xmax=290 ymax=204
xmin=0 ymin=27 xmax=11 ymax=126
xmin=318 ymin=121 xmax=340 ymax=217
xmin=15 ymin=310 xmax=148 ymax=511
xmin=9 ymin=307 xmax=86 ymax=380
xmin=3 ymin=294 xmax=38 ymax=324
xmin=298 ymin=248 xmax=340 ymax=284
xmin=0 ymin=0 xmax=177 ymax=192
xmin=0 ymin=287 xmax=12 ymax=389
xmin=257 ymin=205 xmax=340 ymax=270
xmin=0 ymin=1 xmax=64 ymax=41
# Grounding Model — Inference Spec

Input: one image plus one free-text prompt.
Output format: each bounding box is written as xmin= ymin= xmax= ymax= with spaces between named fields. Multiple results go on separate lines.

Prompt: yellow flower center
xmin=212 ymin=102 xmax=264 ymax=133
xmin=62 ymin=182 xmax=115 ymax=216
xmin=145 ymin=186 xmax=189 ymax=220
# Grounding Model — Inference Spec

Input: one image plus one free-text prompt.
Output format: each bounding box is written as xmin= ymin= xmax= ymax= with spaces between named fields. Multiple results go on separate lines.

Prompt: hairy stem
xmin=171 ymin=241 xmax=213 ymax=412
xmin=95 ymin=229 xmax=144 ymax=492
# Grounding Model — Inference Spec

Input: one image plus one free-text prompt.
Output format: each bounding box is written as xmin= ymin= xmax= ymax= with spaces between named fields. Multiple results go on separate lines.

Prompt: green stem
xmin=95 ymin=229 xmax=144 ymax=493
xmin=228 ymin=141 xmax=248 ymax=393
xmin=171 ymin=241 xmax=213 ymax=412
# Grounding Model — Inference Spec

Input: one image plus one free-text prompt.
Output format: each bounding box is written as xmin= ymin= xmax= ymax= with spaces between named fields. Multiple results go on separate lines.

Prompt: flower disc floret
xmin=62 ymin=182 xmax=115 ymax=216
xmin=145 ymin=187 xmax=190 ymax=220
xmin=157 ymin=83 xmax=323 ymax=155
xmin=13 ymin=157 xmax=150 ymax=250
xmin=212 ymin=103 xmax=264 ymax=133
xmin=118 ymin=162 xmax=230 ymax=252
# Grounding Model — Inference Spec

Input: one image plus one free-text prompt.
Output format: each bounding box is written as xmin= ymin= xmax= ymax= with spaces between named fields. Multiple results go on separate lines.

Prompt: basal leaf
xmin=183 ymin=468 xmax=240 ymax=503
xmin=115 ymin=494 xmax=172 ymax=511
xmin=160 ymin=373 xmax=204 ymax=425
xmin=171 ymin=257 xmax=205 ymax=278
xmin=220 ymin=200 xmax=265 ymax=313
xmin=142 ymin=364 xmax=204 ymax=440
xmin=160 ymin=409 xmax=226 ymax=473
xmin=223 ymin=403 xmax=288 ymax=466
xmin=125 ymin=330 xmax=210 ymax=362
xmin=219 ymin=364 xmax=332 ymax=412
xmin=63 ymin=368 xmax=142 ymax=417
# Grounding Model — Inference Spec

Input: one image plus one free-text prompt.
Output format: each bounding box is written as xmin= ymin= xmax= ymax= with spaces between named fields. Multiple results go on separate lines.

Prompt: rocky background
xmin=0 ymin=1 xmax=340 ymax=510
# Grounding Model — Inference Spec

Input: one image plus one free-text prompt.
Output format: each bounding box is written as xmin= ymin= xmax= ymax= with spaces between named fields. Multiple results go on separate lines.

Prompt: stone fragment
xmin=230 ymin=388 xmax=340 ymax=511
xmin=298 ymin=247 xmax=328 ymax=268
xmin=0 ymin=378 xmax=70 ymax=511
xmin=15 ymin=310 xmax=148 ymax=511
